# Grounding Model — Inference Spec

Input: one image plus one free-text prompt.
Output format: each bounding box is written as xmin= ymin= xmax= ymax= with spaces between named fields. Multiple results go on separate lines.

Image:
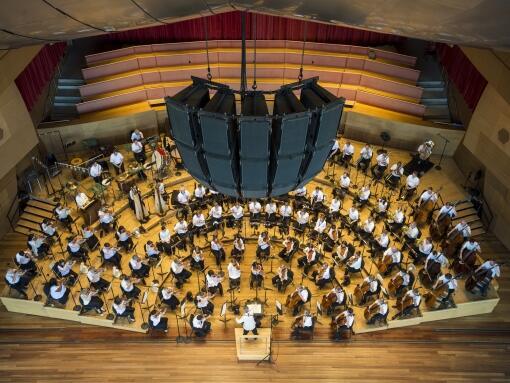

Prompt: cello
xmin=452 ymin=248 xmax=479 ymax=275
xmin=387 ymin=273 xmax=405 ymax=297
xmin=285 ymin=288 xmax=302 ymax=310
xmin=424 ymin=281 xmax=450 ymax=310
xmin=419 ymin=255 xmax=442 ymax=288
xmin=354 ymin=280 xmax=370 ymax=305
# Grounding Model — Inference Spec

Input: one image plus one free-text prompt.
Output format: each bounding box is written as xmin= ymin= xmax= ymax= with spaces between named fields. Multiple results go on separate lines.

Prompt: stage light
xmin=165 ymin=77 xmax=345 ymax=198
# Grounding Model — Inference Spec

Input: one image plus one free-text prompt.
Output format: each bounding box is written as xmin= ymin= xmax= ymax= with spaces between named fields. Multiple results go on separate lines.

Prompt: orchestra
xmin=4 ymin=134 xmax=502 ymax=343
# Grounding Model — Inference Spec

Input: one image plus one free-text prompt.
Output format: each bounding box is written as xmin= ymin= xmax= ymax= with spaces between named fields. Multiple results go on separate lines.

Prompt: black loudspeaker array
xmin=166 ymin=77 xmax=344 ymax=198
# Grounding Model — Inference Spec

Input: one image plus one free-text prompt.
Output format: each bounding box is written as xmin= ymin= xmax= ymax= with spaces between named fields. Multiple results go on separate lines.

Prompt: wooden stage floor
xmin=0 ymin=143 xmax=509 ymax=382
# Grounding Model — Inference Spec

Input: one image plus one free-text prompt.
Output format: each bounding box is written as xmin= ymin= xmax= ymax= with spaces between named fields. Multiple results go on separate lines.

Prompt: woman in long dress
xmin=154 ymin=180 xmax=168 ymax=216
xmin=129 ymin=185 xmax=149 ymax=223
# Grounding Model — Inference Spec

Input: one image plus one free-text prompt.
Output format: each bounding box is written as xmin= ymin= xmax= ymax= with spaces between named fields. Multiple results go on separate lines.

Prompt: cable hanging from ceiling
xmin=298 ymin=20 xmax=308 ymax=82
xmin=204 ymin=16 xmax=212 ymax=80
xmin=252 ymin=12 xmax=257 ymax=90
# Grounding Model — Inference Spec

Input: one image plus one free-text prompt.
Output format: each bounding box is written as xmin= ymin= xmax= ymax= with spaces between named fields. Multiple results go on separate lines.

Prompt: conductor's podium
xmin=235 ymin=328 xmax=272 ymax=361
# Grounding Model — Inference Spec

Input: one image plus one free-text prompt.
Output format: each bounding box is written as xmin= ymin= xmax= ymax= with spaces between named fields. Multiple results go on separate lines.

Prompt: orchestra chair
xmin=4 ymin=277 xmax=28 ymax=299
xmin=292 ymin=319 xmax=316 ymax=341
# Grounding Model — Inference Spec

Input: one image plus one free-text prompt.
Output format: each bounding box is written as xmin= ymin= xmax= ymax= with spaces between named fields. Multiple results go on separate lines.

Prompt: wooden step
xmin=472 ymin=227 xmax=486 ymax=237
xmin=453 ymin=215 xmax=480 ymax=225
xmin=24 ymin=206 xmax=54 ymax=219
xmin=16 ymin=219 xmax=43 ymax=232
xmin=455 ymin=208 xmax=478 ymax=219
xmin=19 ymin=212 xmax=48 ymax=224
xmin=14 ymin=226 xmax=36 ymax=237
xmin=456 ymin=201 xmax=474 ymax=210
xmin=26 ymin=199 xmax=56 ymax=212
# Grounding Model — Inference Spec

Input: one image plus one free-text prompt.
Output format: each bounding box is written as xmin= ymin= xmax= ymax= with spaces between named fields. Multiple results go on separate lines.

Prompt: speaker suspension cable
xmin=204 ymin=16 xmax=212 ymax=80
xmin=298 ymin=20 xmax=308 ymax=82
xmin=252 ymin=12 xmax=257 ymax=90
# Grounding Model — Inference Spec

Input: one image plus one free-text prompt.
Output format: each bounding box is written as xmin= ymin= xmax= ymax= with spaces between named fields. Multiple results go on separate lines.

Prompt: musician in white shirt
xmin=460 ymin=239 xmax=481 ymax=257
xmin=15 ymin=250 xmax=37 ymax=274
xmin=231 ymin=234 xmax=245 ymax=261
xmin=249 ymin=200 xmax=262 ymax=230
xmin=418 ymin=187 xmax=438 ymax=206
xmin=210 ymin=235 xmax=225 ymax=265
xmin=174 ymin=219 xmax=189 ymax=250
xmin=355 ymin=185 xmax=370 ymax=206
xmin=411 ymin=237 xmax=433 ymax=263
xmin=130 ymin=129 xmax=144 ymax=142
xmin=333 ymin=308 xmax=355 ymax=339
xmin=347 ymin=207 xmax=359 ymax=232
xmin=47 ymin=278 xmax=70 ymax=305
xmin=314 ymin=262 xmax=332 ymax=288
xmin=195 ymin=290 xmax=214 ymax=315
xmin=346 ymin=251 xmax=363 ymax=274
xmin=264 ymin=200 xmax=277 ymax=226
xmin=387 ymin=161 xmax=404 ymax=185
xmin=366 ymin=298 xmax=389 ymax=325
xmin=192 ymin=212 xmax=206 ymax=239
xmin=293 ymin=186 xmax=307 ymax=201
xmin=437 ymin=202 xmax=457 ymax=221
xmin=191 ymin=314 xmax=211 ymax=337
xmin=54 ymin=203 xmax=73 ymax=230
xmin=79 ymin=288 xmax=105 ymax=314
xmin=131 ymin=139 xmax=146 ymax=164
xmin=145 ymin=240 xmax=160 ymax=261
xmin=298 ymin=244 xmax=318 ymax=274
xmin=341 ymin=141 xmax=355 ymax=167
xmin=227 ymin=260 xmax=241 ymax=291
xmin=5 ymin=268 xmax=30 ymax=297
xmin=295 ymin=209 xmax=309 ymax=232
xmin=312 ymin=213 xmax=327 ymax=238
xmin=110 ymin=149 xmax=124 ymax=174
xmin=360 ymin=217 xmax=375 ymax=239
xmin=279 ymin=202 xmax=293 ymax=228
xmin=256 ymin=231 xmax=271 ymax=260
xmin=357 ymin=144 xmax=373 ymax=172
xmin=209 ymin=203 xmax=223 ymax=230
xmin=129 ymin=254 xmax=150 ymax=279
xmin=339 ymin=172 xmax=350 ymax=190
xmin=403 ymin=222 xmax=420 ymax=244
xmin=89 ymin=162 xmax=102 ymax=183
xmin=101 ymin=242 xmax=121 ymax=268
xmin=67 ymin=236 xmax=88 ymax=261
xmin=41 ymin=219 xmax=57 ymax=239
xmin=120 ymin=274 xmax=141 ymax=299
xmin=329 ymin=139 xmax=339 ymax=158
xmin=98 ymin=206 xmax=116 ymax=234
xmin=374 ymin=197 xmax=388 ymax=219
xmin=206 ymin=270 xmax=224 ymax=296
xmin=399 ymin=289 xmax=421 ymax=318
xmin=403 ymin=171 xmax=420 ymax=196
xmin=372 ymin=151 xmax=389 ymax=179
xmin=434 ymin=273 xmax=457 ymax=300
xmin=386 ymin=208 xmax=405 ymax=233
xmin=159 ymin=287 xmax=180 ymax=310
xmin=158 ymin=224 xmax=173 ymax=255
xmin=382 ymin=246 xmax=402 ymax=275
xmin=113 ymin=296 xmax=135 ymax=322
xmin=53 ymin=259 xmax=77 ymax=283
xmin=373 ymin=231 xmax=390 ymax=254
xmin=149 ymin=307 xmax=168 ymax=332
xmin=171 ymin=258 xmax=192 ymax=287
xmin=230 ymin=202 xmax=244 ymax=227
xmin=329 ymin=197 xmax=341 ymax=219
xmin=177 ymin=188 xmax=190 ymax=206
xmin=311 ymin=187 xmax=325 ymax=207
xmin=237 ymin=307 xmax=258 ymax=335
xmin=116 ymin=226 xmax=133 ymax=252
xmin=87 ymin=267 xmax=110 ymax=291
xmin=449 ymin=220 xmax=472 ymax=239
xmin=194 ymin=184 xmax=206 ymax=201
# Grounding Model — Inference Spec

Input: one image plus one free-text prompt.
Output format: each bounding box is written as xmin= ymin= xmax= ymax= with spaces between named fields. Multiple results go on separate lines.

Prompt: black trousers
xmin=150 ymin=317 xmax=168 ymax=331
xmin=243 ymin=328 xmax=258 ymax=335
xmin=80 ymin=296 xmax=104 ymax=311
xmin=193 ymin=321 xmax=211 ymax=337
xmin=212 ymin=249 xmax=225 ymax=265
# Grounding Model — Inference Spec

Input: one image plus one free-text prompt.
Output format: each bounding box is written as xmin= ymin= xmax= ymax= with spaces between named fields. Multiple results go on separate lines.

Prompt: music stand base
xmin=176 ymin=336 xmax=187 ymax=343
xmin=435 ymin=165 xmax=442 ymax=170
xmin=73 ymin=305 xmax=82 ymax=312
xmin=141 ymin=322 xmax=149 ymax=330
xmin=106 ymin=313 xmax=115 ymax=320
xmin=33 ymin=294 xmax=42 ymax=302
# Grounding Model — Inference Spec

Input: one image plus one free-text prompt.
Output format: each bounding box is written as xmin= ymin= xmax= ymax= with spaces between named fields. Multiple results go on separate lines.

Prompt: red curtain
xmin=437 ymin=44 xmax=487 ymax=111
xmin=98 ymin=11 xmax=404 ymax=46
xmin=15 ymin=42 xmax=67 ymax=111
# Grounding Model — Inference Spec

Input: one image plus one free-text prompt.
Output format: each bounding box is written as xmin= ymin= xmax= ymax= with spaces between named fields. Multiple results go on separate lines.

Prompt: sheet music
xmin=220 ymin=302 xmax=227 ymax=317
xmin=142 ymin=290 xmax=148 ymax=304
xmin=247 ymin=303 xmax=262 ymax=315
xmin=275 ymin=300 xmax=283 ymax=314
xmin=180 ymin=302 xmax=186 ymax=317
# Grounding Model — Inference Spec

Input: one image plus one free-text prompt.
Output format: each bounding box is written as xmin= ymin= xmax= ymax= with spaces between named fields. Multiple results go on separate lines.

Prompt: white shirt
xmin=41 ymin=222 xmax=56 ymax=236
xmin=130 ymin=257 xmax=142 ymax=270
xmin=390 ymin=164 xmax=403 ymax=177
xmin=194 ymin=186 xmax=206 ymax=198
xmin=145 ymin=244 xmax=159 ymax=257
xmin=396 ymin=271 xmax=411 ymax=286
xmin=193 ymin=316 xmax=205 ymax=328
xmin=210 ymin=206 xmax=222 ymax=219
xmin=347 ymin=254 xmax=362 ymax=269
xmin=121 ymin=278 xmax=134 ymax=292
xmin=406 ymin=290 xmax=421 ymax=306
xmin=460 ymin=241 xmax=481 ymax=254
xmin=87 ymin=269 xmax=102 ymax=283
xmin=280 ymin=205 xmax=292 ymax=217
xmin=438 ymin=205 xmax=457 ymax=218
xmin=302 ymin=314 xmax=314 ymax=328
xmin=171 ymin=261 xmax=184 ymax=274
xmin=359 ymin=188 xmax=370 ymax=201
xmin=314 ymin=218 xmax=327 ymax=233
xmin=196 ymin=295 xmax=209 ymax=309
xmin=258 ymin=235 xmax=270 ymax=250
xmin=320 ymin=266 xmax=331 ymax=280
xmin=131 ymin=130 xmax=144 ymax=142
xmin=110 ymin=152 xmax=124 ymax=167
xmin=419 ymin=190 xmax=438 ymax=205
xmin=378 ymin=301 xmax=389 ymax=315
xmin=131 ymin=141 xmax=143 ymax=153
xmin=174 ymin=221 xmax=188 ymax=234
xmin=336 ymin=245 xmax=349 ymax=261
xmin=296 ymin=211 xmax=309 ymax=224
xmin=5 ymin=270 xmax=21 ymax=284
xmin=159 ymin=229 xmax=171 ymax=243
xmin=435 ymin=275 xmax=458 ymax=290
xmin=50 ymin=285 xmax=67 ymax=300
xmin=57 ymin=262 xmax=73 ymax=276
xmin=376 ymin=153 xmax=389 ymax=167
xmin=334 ymin=289 xmax=345 ymax=304
xmin=265 ymin=203 xmax=277 ymax=215
xmin=192 ymin=214 xmax=206 ymax=227
xmin=406 ymin=174 xmax=420 ymax=189
xmin=15 ymin=252 xmax=31 ymax=265
xmin=363 ymin=220 xmax=375 ymax=233
xmin=102 ymin=246 xmax=117 ymax=260
xmin=113 ymin=301 xmax=127 ymax=315
xmin=477 ymin=261 xmax=500 ymax=278
xmin=206 ymin=274 xmax=222 ymax=288
xmin=342 ymin=143 xmax=354 ymax=156
xmin=228 ymin=263 xmax=241 ymax=279
xmin=177 ymin=190 xmax=190 ymax=204
xmin=231 ymin=205 xmax=244 ymax=219
xmin=426 ymin=252 xmax=448 ymax=268
xmin=117 ymin=231 xmax=129 ymax=241
xmin=329 ymin=199 xmax=341 ymax=213
xmin=98 ymin=210 xmax=114 ymax=224
xmin=405 ymin=226 xmax=419 ymax=239
xmin=340 ymin=175 xmax=350 ymax=188
xmin=161 ymin=288 xmax=174 ymax=300
xmin=234 ymin=238 xmax=245 ymax=252
xmin=89 ymin=163 xmax=102 ymax=177
xmin=377 ymin=199 xmax=388 ymax=213
xmin=249 ymin=201 xmax=261 ymax=213
xmin=360 ymin=146 xmax=373 ymax=160
xmin=384 ymin=248 xmax=401 ymax=263
xmin=419 ymin=240 xmax=433 ymax=255
xmin=393 ymin=210 xmax=404 ymax=223
xmin=55 ymin=206 xmax=70 ymax=219
xmin=75 ymin=193 xmax=90 ymax=209
xmin=377 ymin=233 xmax=389 ymax=248
xmin=211 ymin=240 xmax=222 ymax=251
xmin=342 ymin=311 xmax=355 ymax=328
xmin=453 ymin=223 xmax=471 ymax=238
xmin=311 ymin=190 xmax=325 ymax=203
xmin=68 ymin=241 xmax=81 ymax=253
xmin=80 ymin=291 xmax=92 ymax=305
xmin=294 ymin=187 xmax=307 ymax=197
xmin=298 ymin=288 xmax=309 ymax=302
xmin=349 ymin=208 xmax=359 ymax=222
xmin=150 ymin=313 xmax=162 ymax=326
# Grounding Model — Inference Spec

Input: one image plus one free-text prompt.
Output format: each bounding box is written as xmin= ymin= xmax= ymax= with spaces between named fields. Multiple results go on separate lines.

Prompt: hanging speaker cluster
xmin=165 ymin=77 xmax=344 ymax=198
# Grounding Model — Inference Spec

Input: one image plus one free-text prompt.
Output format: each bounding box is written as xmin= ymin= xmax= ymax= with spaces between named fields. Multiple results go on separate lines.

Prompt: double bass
xmin=419 ymin=256 xmax=442 ymax=288
xmin=465 ymin=265 xmax=497 ymax=294
xmin=429 ymin=203 xmax=458 ymax=241
xmin=452 ymin=248 xmax=479 ymax=275
xmin=424 ymin=281 xmax=450 ymax=309
xmin=364 ymin=300 xmax=381 ymax=322
xmin=414 ymin=195 xmax=436 ymax=227
xmin=392 ymin=292 xmax=415 ymax=320
xmin=442 ymin=226 xmax=466 ymax=259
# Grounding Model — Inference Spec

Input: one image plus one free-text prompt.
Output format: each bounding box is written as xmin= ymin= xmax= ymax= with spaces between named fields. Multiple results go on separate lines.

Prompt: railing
xmin=6 ymin=193 xmax=20 ymax=232
xmin=476 ymin=193 xmax=494 ymax=230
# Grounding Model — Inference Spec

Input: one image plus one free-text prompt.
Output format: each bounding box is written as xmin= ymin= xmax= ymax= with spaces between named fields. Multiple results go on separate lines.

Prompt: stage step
xmin=24 ymin=206 xmax=54 ymax=220
xmin=26 ymin=199 xmax=57 ymax=212
xmin=16 ymin=219 xmax=42 ymax=232
xmin=14 ymin=226 xmax=36 ymax=236
xmin=19 ymin=212 xmax=48 ymax=225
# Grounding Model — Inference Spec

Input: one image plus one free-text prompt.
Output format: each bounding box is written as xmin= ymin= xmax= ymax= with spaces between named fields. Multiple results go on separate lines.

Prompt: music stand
xmin=218 ymin=302 xmax=230 ymax=329
xmin=226 ymin=286 xmax=239 ymax=312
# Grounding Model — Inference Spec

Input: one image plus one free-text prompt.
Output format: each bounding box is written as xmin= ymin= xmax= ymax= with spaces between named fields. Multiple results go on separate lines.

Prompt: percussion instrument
xmin=70 ymin=157 xmax=87 ymax=180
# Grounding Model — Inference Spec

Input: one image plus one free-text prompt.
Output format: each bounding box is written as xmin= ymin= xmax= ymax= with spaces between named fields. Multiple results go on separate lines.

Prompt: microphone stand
xmin=435 ymin=134 xmax=450 ymax=171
